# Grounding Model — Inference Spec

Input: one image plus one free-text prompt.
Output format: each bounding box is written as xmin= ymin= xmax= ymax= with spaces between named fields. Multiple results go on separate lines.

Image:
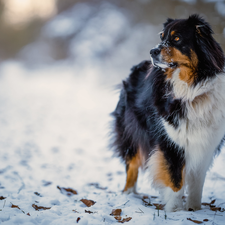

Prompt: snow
xmin=1 ymin=0 xmax=225 ymax=223
xmin=0 ymin=61 xmax=224 ymax=225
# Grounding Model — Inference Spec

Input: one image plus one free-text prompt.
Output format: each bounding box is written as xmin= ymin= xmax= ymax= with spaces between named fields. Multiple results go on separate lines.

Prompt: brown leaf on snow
xmin=114 ymin=216 xmax=122 ymax=221
xmin=202 ymin=202 xmax=211 ymax=206
xmin=57 ymin=186 xmax=78 ymax=196
xmin=187 ymin=218 xmax=203 ymax=224
xmin=202 ymin=199 xmax=216 ymax=206
xmin=32 ymin=204 xmax=51 ymax=211
xmin=142 ymin=198 xmax=152 ymax=206
xmin=0 ymin=196 xmax=6 ymax=200
xmin=11 ymin=204 xmax=20 ymax=209
xmin=85 ymin=210 xmax=93 ymax=214
xmin=76 ymin=217 xmax=81 ymax=223
xmin=118 ymin=217 xmax=132 ymax=223
xmin=80 ymin=199 xmax=96 ymax=207
xmin=210 ymin=207 xmax=222 ymax=211
xmin=110 ymin=209 xmax=122 ymax=216
xmin=203 ymin=219 xmax=209 ymax=222
xmin=27 ymin=213 xmax=31 ymax=216
xmin=201 ymin=199 xmax=224 ymax=212
xmin=153 ymin=203 xmax=165 ymax=210
xmin=142 ymin=195 xmax=149 ymax=199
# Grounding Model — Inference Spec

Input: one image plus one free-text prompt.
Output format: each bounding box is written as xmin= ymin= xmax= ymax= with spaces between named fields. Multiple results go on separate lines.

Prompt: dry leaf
xmin=118 ymin=217 xmax=132 ymax=223
xmin=187 ymin=218 xmax=203 ymax=224
xmin=203 ymin=219 xmax=209 ymax=222
xmin=0 ymin=196 xmax=6 ymax=200
xmin=202 ymin=199 xmax=216 ymax=207
xmin=11 ymin=204 xmax=20 ymax=209
xmin=32 ymin=204 xmax=51 ymax=211
xmin=77 ymin=217 xmax=81 ymax=223
xmin=202 ymin=202 xmax=211 ymax=206
xmin=110 ymin=209 xmax=122 ymax=216
xmin=27 ymin=213 xmax=30 ymax=216
xmin=80 ymin=199 xmax=96 ymax=207
xmin=142 ymin=198 xmax=152 ymax=206
xmin=57 ymin=186 xmax=78 ymax=196
xmin=34 ymin=192 xmax=42 ymax=197
xmin=210 ymin=207 xmax=221 ymax=211
xmin=85 ymin=210 xmax=93 ymax=214
xmin=143 ymin=195 xmax=149 ymax=199
xmin=153 ymin=203 xmax=165 ymax=210
xmin=114 ymin=216 xmax=122 ymax=221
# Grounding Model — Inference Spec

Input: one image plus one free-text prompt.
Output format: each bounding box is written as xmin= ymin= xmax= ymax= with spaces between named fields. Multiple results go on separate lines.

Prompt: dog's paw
xmin=164 ymin=201 xmax=183 ymax=212
xmin=185 ymin=200 xmax=201 ymax=211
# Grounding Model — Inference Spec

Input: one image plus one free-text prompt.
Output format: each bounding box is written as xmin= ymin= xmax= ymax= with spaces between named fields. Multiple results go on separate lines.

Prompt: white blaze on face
xmin=150 ymin=44 xmax=170 ymax=69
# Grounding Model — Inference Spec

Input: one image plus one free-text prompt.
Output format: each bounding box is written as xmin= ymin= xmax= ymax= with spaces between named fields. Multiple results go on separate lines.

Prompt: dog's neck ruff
xmin=167 ymin=68 xmax=217 ymax=102
xmin=162 ymin=68 xmax=225 ymax=172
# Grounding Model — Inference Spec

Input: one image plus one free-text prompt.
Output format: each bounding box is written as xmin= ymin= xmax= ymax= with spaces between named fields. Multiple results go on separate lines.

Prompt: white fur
xmin=160 ymin=187 xmax=184 ymax=212
xmin=147 ymin=69 xmax=225 ymax=212
xmin=123 ymin=182 xmax=138 ymax=194
xmin=150 ymin=50 xmax=169 ymax=69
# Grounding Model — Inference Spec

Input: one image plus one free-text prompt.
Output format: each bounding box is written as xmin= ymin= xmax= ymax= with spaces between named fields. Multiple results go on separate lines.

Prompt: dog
xmin=111 ymin=14 xmax=225 ymax=212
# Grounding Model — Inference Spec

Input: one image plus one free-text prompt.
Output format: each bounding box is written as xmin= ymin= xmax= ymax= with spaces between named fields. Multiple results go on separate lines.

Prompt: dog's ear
xmin=188 ymin=14 xmax=213 ymax=37
xmin=188 ymin=14 xmax=224 ymax=72
xmin=163 ymin=18 xmax=174 ymax=28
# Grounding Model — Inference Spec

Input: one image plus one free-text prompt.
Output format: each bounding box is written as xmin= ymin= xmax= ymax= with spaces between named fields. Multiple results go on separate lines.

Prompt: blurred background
xmin=0 ymin=0 xmax=225 ymax=193
xmin=0 ymin=0 xmax=225 ymax=83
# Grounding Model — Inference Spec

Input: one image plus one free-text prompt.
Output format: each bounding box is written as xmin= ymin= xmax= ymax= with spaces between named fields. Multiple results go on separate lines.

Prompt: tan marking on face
xmin=170 ymin=30 xmax=175 ymax=36
xmin=161 ymin=32 xmax=164 ymax=38
xmin=161 ymin=48 xmax=198 ymax=85
xmin=123 ymin=148 xmax=145 ymax=192
xmin=151 ymin=148 xmax=184 ymax=192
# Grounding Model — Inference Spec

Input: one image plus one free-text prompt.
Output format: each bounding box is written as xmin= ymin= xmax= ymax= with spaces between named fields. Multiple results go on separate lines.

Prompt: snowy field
xmin=0 ymin=61 xmax=225 ymax=225
xmin=0 ymin=1 xmax=225 ymax=224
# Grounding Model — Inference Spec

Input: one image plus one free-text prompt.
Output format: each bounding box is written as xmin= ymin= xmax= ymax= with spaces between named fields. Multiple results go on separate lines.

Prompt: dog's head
xmin=150 ymin=14 xmax=225 ymax=85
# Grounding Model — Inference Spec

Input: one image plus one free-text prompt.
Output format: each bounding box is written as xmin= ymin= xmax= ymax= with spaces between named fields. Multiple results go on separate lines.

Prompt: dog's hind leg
xmin=123 ymin=148 xmax=143 ymax=195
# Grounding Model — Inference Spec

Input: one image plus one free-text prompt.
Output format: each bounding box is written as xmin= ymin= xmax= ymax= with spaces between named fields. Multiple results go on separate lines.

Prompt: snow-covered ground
xmin=0 ymin=61 xmax=224 ymax=225
xmin=0 ymin=1 xmax=225 ymax=224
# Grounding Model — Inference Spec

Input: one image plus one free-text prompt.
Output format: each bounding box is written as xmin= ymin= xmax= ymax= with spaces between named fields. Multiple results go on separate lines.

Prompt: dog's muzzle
xmin=150 ymin=46 xmax=164 ymax=68
xmin=150 ymin=48 xmax=161 ymax=58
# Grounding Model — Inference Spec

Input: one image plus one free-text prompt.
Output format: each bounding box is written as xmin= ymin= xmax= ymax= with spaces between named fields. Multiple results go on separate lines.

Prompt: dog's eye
xmin=174 ymin=36 xmax=180 ymax=41
xmin=160 ymin=32 xmax=164 ymax=40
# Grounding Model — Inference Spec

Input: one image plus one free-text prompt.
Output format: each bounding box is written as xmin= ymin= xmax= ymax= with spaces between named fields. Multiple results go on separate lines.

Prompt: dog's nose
xmin=150 ymin=48 xmax=160 ymax=57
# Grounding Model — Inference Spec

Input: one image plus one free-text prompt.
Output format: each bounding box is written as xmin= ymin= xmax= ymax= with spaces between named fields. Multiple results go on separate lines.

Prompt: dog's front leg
xmin=147 ymin=144 xmax=185 ymax=212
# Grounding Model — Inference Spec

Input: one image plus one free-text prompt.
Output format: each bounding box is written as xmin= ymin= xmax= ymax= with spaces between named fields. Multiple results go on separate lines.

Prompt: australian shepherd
xmin=111 ymin=14 xmax=225 ymax=212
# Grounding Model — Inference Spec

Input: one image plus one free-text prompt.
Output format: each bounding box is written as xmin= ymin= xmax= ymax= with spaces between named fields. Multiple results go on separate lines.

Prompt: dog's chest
xmin=163 ymin=74 xmax=225 ymax=153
